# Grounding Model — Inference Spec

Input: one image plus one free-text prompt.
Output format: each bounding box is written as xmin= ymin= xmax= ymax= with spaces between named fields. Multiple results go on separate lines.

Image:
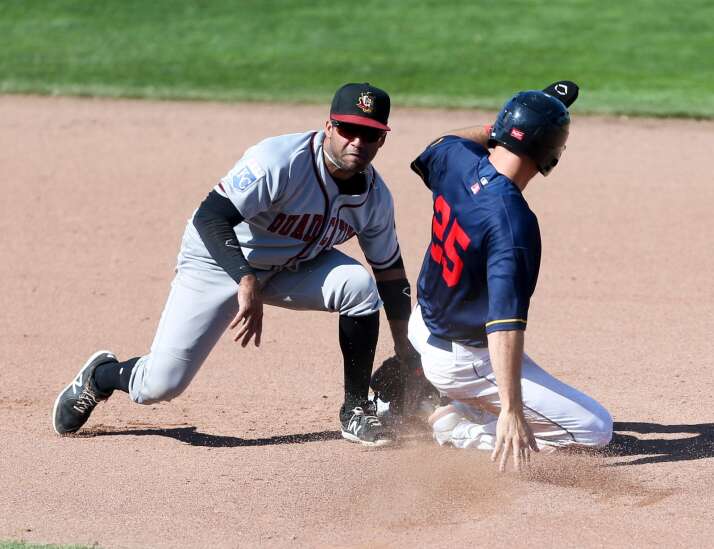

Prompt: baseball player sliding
xmin=53 ymin=83 xmax=419 ymax=447
xmin=408 ymin=82 xmax=613 ymax=470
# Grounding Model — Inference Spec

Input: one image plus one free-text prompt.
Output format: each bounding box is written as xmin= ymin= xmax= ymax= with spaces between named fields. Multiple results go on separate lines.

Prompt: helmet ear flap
xmin=541 ymin=157 xmax=558 ymax=176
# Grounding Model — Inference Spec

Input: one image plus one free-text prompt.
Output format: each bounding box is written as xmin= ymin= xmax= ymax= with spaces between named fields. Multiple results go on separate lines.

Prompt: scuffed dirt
xmin=0 ymin=95 xmax=712 ymax=548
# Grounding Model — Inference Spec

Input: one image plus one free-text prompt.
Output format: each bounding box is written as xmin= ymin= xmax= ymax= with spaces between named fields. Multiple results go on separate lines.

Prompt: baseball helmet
xmin=488 ymin=90 xmax=570 ymax=176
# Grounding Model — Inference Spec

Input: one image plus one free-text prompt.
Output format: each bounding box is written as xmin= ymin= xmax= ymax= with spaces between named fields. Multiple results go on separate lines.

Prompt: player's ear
xmin=377 ymin=133 xmax=387 ymax=148
xmin=324 ymin=120 xmax=335 ymax=143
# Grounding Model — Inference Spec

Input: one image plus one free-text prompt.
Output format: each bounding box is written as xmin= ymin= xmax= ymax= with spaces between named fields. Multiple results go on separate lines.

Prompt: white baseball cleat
xmin=428 ymin=402 xmax=496 ymax=446
xmin=428 ymin=404 xmax=468 ymax=446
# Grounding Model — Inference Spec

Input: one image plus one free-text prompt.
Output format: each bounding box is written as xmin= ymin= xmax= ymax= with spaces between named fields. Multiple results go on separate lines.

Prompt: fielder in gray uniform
xmin=53 ymin=83 xmax=419 ymax=446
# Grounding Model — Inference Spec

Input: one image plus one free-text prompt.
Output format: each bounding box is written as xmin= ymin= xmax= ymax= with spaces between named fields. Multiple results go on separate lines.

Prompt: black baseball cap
xmin=330 ymin=82 xmax=391 ymax=131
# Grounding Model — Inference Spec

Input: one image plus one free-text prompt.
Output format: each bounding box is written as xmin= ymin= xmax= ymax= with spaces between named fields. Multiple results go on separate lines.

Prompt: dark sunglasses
xmin=331 ymin=120 xmax=386 ymax=143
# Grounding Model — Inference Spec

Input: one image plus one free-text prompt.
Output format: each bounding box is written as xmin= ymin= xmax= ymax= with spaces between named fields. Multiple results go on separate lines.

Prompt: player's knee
xmin=143 ymin=376 xmax=190 ymax=403
xmin=578 ymin=407 xmax=613 ymax=447
xmin=130 ymin=354 xmax=195 ymax=404
xmin=590 ymin=409 xmax=614 ymax=447
xmin=335 ymin=265 xmax=380 ymax=316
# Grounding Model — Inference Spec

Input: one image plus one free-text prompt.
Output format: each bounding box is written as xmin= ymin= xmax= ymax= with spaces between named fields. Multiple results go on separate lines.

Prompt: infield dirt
xmin=0 ymin=96 xmax=712 ymax=548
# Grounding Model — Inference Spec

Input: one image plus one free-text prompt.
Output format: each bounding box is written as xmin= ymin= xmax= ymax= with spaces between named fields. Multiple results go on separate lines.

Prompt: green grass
xmin=0 ymin=0 xmax=712 ymax=117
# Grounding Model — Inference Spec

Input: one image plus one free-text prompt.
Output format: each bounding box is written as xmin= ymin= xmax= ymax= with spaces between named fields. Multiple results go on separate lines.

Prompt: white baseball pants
xmin=408 ymin=305 xmax=612 ymax=450
xmin=128 ymin=228 xmax=381 ymax=404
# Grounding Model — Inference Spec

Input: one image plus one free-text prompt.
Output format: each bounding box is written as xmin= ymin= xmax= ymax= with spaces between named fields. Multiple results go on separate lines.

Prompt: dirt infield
xmin=0 ymin=95 xmax=712 ymax=548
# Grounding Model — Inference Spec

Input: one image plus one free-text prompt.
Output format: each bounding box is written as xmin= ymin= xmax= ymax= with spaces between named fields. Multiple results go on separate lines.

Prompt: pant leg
xmin=129 ymin=243 xmax=381 ymax=405
xmin=128 ymin=231 xmax=240 ymax=404
xmin=454 ymin=350 xmax=613 ymax=449
xmin=261 ymin=249 xmax=381 ymax=317
xmin=263 ymin=250 xmax=382 ymax=410
xmin=409 ymin=305 xmax=613 ymax=449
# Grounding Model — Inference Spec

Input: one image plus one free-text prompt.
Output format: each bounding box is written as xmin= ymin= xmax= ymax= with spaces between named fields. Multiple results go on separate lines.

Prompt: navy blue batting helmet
xmin=488 ymin=90 xmax=570 ymax=176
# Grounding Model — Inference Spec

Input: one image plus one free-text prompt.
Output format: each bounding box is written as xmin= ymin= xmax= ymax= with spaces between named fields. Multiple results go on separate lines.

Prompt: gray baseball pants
xmin=128 ymin=230 xmax=381 ymax=404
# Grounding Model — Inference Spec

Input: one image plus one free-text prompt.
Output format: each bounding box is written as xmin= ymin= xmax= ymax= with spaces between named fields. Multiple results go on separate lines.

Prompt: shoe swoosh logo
xmin=71 ymin=374 xmax=83 ymax=395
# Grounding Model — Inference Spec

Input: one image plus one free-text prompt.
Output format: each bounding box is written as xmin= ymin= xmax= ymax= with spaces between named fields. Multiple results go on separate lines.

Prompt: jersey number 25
xmin=430 ymin=195 xmax=471 ymax=287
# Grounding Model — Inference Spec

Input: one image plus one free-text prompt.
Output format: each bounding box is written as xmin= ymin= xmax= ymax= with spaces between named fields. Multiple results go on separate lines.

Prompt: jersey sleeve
xmin=357 ymin=181 xmax=401 ymax=269
xmin=483 ymin=205 xmax=541 ymax=334
xmin=410 ymin=136 xmax=487 ymax=190
xmin=215 ymin=153 xmax=280 ymax=220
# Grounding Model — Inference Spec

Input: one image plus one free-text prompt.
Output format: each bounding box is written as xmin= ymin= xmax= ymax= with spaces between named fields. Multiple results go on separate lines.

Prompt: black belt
xmin=427 ymin=334 xmax=453 ymax=352
xmin=427 ymin=333 xmax=488 ymax=350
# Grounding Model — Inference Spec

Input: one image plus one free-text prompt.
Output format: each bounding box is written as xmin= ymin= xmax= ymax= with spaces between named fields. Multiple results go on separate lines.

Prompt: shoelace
xmin=363 ymin=415 xmax=383 ymax=428
xmin=72 ymin=387 xmax=100 ymax=413
xmin=350 ymin=407 xmax=383 ymax=429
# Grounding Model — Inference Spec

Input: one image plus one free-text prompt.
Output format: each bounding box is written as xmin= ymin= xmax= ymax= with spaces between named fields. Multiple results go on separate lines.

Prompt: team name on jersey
xmin=266 ymin=213 xmax=356 ymax=247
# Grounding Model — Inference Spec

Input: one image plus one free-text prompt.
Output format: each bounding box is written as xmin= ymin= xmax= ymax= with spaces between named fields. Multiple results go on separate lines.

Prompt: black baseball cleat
xmin=340 ymin=401 xmax=395 ymax=447
xmin=52 ymin=350 xmax=117 ymax=435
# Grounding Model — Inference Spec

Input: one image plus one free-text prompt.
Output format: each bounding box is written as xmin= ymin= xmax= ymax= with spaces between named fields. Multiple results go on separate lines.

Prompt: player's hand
xmin=394 ymin=337 xmax=419 ymax=365
xmin=230 ymin=274 xmax=263 ymax=347
xmin=394 ymin=339 xmax=425 ymax=418
xmin=490 ymin=408 xmax=538 ymax=472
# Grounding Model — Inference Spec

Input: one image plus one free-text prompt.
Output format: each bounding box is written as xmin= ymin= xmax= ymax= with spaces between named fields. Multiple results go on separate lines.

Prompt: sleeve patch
xmin=231 ymin=159 xmax=264 ymax=192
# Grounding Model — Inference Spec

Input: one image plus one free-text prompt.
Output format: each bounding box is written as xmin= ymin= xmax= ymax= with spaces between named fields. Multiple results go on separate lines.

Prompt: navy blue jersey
xmin=411 ymin=136 xmax=541 ymax=347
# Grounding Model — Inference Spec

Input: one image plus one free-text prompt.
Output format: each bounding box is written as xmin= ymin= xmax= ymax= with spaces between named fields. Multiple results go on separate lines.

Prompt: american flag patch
xmin=510 ymin=128 xmax=525 ymax=141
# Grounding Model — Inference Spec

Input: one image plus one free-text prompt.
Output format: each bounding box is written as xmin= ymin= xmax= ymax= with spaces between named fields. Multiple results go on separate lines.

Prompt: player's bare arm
xmin=487 ymin=330 xmax=538 ymax=472
xmin=439 ymin=81 xmax=579 ymax=151
xmin=192 ymin=189 xmax=263 ymax=347
xmin=230 ymin=273 xmax=263 ymax=347
xmin=439 ymin=124 xmax=491 ymax=147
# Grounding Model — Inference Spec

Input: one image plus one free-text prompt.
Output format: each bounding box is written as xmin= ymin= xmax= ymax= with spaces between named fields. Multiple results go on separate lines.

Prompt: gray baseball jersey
xmin=184 ymin=130 xmax=400 ymax=270
xmin=126 ymin=130 xmax=400 ymax=404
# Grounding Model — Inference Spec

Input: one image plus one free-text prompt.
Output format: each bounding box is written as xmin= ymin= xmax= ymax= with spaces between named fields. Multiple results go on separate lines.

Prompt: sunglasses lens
xmin=362 ymin=129 xmax=384 ymax=142
xmin=333 ymin=122 xmax=384 ymax=143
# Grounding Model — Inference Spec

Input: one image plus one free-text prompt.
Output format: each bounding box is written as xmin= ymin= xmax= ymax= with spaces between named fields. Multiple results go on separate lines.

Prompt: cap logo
xmin=510 ymin=128 xmax=525 ymax=141
xmin=356 ymin=91 xmax=375 ymax=113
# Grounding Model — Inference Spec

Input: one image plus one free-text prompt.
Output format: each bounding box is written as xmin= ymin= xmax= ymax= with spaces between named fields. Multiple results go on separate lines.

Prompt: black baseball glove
xmin=370 ymin=353 xmax=440 ymax=421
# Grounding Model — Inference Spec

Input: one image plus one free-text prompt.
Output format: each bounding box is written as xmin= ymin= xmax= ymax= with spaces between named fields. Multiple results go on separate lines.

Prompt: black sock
xmin=93 ymin=357 xmax=139 ymax=394
xmin=339 ymin=311 xmax=379 ymax=418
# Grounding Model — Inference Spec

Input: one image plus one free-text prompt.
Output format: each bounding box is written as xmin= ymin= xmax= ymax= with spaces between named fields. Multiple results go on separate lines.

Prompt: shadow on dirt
xmin=90 ymin=426 xmax=343 ymax=447
xmin=604 ymin=421 xmax=714 ymax=465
